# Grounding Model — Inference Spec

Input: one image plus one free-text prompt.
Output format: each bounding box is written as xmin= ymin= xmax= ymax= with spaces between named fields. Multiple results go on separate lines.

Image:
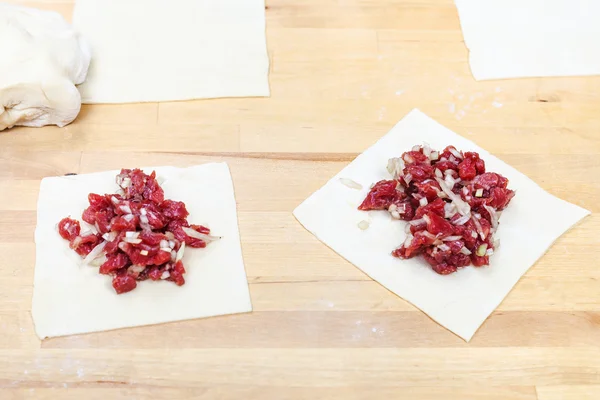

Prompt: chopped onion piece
xmin=160 ymin=247 xmax=172 ymax=253
xmin=444 ymin=174 xmax=456 ymax=190
xmin=403 ymin=154 xmax=415 ymax=164
xmin=357 ymin=220 xmax=370 ymax=230
xmin=442 ymin=235 xmax=462 ymax=242
xmin=412 ymin=145 xmax=421 ymax=151
xmin=422 ymin=143 xmax=432 ymax=157
xmin=430 ymin=151 xmax=439 ymax=161
xmin=125 ymin=231 xmax=139 ymax=239
xmin=176 ymin=242 xmax=186 ymax=262
xmin=460 ymin=247 xmax=472 ymax=255
xmin=444 ymin=202 xmax=457 ymax=219
xmin=139 ymin=250 xmax=149 ymax=256
xmin=435 ymin=177 xmax=471 ymax=216
xmin=340 ymin=178 xmax=363 ymax=190
xmin=438 ymin=244 xmax=450 ymax=251
xmin=82 ymin=241 xmax=107 ymax=265
xmin=419 ymin=197 xmax=428 ymax=207
xmin=120 ymin=205 xmax=132 ymax=214
xmin=434 ymin=168 xmax=443 ymax=179
xmin=168 ymin=240 xmax=176 ymax=249
xmin=486 ymin=248 xmax=494 ymax=256
xmin=128 ymin=265 xmax=145 ymax=274
xmin=90 ymin=254 xmax=107 ymax=267
xmin=387 ymin=157 xmax=405 ymax=179
xmin=122 ymin=237 xmax=142 ymax=244
xmin=160 ymin=240 xmax=168 ymax=249
xmin=182 ymin=227 xmax=222 ymax=242
xmin=449 ymin=147 xmax=463 ymax=159
xmin=476 ymin=244 xmax=488 ymax=257
xmin=471 ymin=216 xmax=486 ymax=240
xmin=421 ymin=231 xmax=437 ymax=240
xmin=160 ymin=271 xmax=170 ymax=280
xmin=124 ymin=214 xmax=135 ymax=222
xmin=409 ymin=218 xmax=427 ymax=226
xmin=140 ymin=215 xmax=149 ymax=225
xmin=102 ymin=232 xmax=117 ymax=242
xmin=471 ymin=231 xmax=478 ymax=238
xmin=110 ymin=196 xmax=119 ymax=205
xmin=422 ymin=214 xmax=431 ymax=224
xmin=454 ymin=214 xmax=471 ymax=226
xmin=484 ymin=205 xmax=499 ymax=229
xmin=404 ymin=173 xmax=413 ymax=185
xmin=475 ymin=188 xmax=484 ymax=197
xmin=403 ymin=234 xmax=413 ymax=247
xmin=140 ymin=208 xmax=147 ymax=216
xmin=390 ymin=210 xmax=401 ymax=219
xmin=389 ymin=204 xmax=397 ymax=212
xmin=171 ymin=250 xmax=177 ymax=262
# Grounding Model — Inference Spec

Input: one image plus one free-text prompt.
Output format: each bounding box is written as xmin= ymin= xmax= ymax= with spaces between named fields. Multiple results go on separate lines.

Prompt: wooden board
xmin=1 ymin=0 xmax=600 ymax=399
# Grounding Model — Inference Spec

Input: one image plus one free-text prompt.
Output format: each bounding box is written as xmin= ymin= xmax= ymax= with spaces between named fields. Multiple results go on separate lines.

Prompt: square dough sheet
xmin=293 ymin=109 xmax=590 ymax=341
xmin=72 ymin=0 xmax=270 ymax=103
xmin=455 ymin=0 xmax=600 ymax=80
xmin=32 ymin=163 xmax=252 ymax=339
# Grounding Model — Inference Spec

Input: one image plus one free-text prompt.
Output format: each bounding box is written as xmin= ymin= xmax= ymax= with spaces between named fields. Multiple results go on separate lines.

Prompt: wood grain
xmin=1 ymin=0 xmax=600 ymax=399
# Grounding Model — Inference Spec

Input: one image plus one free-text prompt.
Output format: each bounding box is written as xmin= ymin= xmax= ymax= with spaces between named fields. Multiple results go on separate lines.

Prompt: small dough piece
xmin=294 ymin=109 xmax=590 ymax=341
xmin=0 ymin=3 xmax=90 ymax=131
xmin=72 ymin=0 xmax=270 ymax=104
xmin=455 ymin=0 xmax=600 ymax=80
xmin=32 ymin=163 xmax=252 ymax=339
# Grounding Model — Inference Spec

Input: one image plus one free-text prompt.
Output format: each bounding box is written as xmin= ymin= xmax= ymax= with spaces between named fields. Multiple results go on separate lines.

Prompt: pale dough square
xmin=32 ymin=163 xmax=252 ymax=339
xmin=455 ymin=0 xmax=600 ymax=80
xmin=293 ymin=109 xmax=590 ymax=341
xmin=72 ymin=0 xmax=270 ymax=103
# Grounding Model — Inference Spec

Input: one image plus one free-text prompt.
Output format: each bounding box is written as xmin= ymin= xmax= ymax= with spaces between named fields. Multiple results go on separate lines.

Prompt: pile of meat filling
xmin=58 ymin=168 xmax=219 ymax=294
xmin=359 ymin=144 xmax=515 ymax=275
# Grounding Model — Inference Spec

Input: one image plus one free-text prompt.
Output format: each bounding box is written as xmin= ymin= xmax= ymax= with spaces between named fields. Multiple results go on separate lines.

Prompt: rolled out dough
xmin=32 ymin=163 xmax=252 ymax=339
xmin=72 ymin=0 xmax=270 ymax=103
xmin=455 ymin=0 xmax=600 ymax=80
xmin=294 ymin=109 xmax=590 ymax=341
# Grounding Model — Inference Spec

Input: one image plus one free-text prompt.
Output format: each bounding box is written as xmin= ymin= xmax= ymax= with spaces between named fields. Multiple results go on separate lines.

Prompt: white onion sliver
xmin=128 ymin=265 xmax=145 ymax=274
xmin=476 ymin=243 xmax=488 ymax=257
xmin=409 ymin=218 xmax=427 ymax=226
xmin=161 ymin=271 xmax=170 ymax=280
xmin=475 ymin=188 xmax=484 ymax=197
xmin=434 ymin=168 xmax=443 ymax=179
xmin=403 ymin=234 xmax=413 ymax=247
xmin=140 ymin=250 xmax=149 ymax=256
xmin=387 ymin=157 xmax=405 ymax=179
xmin=90 ymin=254 xmax=107 ymax=267
xmin=182 ymin=227 xmax=222 ymax=242
xmin=160 ymin=240 xmax=168 ymax=249
xmin=120 ymin=205 xmax=132 ymax=214
xmin=419 ymin=197 xmax=428 ymax=207
xmin=412 ymin=145 xmax=421 ymax=151
xmin=449 ymin=147 xmax=463 ymax=159
xmin=340 ymin=178 xmax=363 ymax=190
xmin=82 ymin=241 xmax=106 ymax=265
xmin=460 ymin=247 xmax=472 ymax=255
xmin=125 ymin=231 xmax=139 ymax=239
xmin=442 ymin=235 xmax=462 ymax=242
xmin=454 ymin=214 xmax=471 ymax=226
xmin=122 ymin=237 xmax=142 ymax=244
xmin=422 ymin=214 xmax=431 ymax=224
xmin=484 ymin=205 xmax=499 ymax=229
xmin=435 ymin=177 xmax=471 ymax=216
xmin=160 ymin=247 xmax=172 ymax=253
xmin=438 ymin=244 xmax=450 ymax=251
xmin=140 ymin=208 xmax=147 ymax=216
xmin=176 ymin=242 xmax=186 ymax=262
xmin=430 ymin=151 xmax=439 ymax=161
xmin=471 ymin=216 xmax=486 ymax=240
xmin=404 ymin=173 xmax=413 ymax=185
xmin=124 ymin=214 xmax=134 ymax=222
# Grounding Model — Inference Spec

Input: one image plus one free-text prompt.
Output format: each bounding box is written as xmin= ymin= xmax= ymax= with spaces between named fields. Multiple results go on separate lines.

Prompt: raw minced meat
xmin=58 ymin=168 xmax=219 ymax=294
xmin=359 ymin=144 xmax=515 ymax=275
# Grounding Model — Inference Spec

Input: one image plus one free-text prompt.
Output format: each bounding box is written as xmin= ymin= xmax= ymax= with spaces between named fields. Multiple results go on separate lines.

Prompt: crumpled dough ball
xmin=0 ymin=4 xmax=91 ymax=131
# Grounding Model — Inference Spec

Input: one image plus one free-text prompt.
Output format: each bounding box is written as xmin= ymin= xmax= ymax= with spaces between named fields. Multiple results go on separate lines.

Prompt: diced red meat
xmin=58 ymin=168 xmax=217 ymax=294
xmin=112 ymin=270 xmax=137 ymax=294
xmin=360 ymin=144 xmax=514 ymax=275
xmin=358 ymin=180 xmax=401 ymax=211
xmin=58 ymin=218 xmax=80 ymax=241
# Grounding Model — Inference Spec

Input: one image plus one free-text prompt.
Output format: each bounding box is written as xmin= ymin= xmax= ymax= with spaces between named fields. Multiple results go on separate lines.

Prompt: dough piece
xmin=32 ymin=163 xmax=252 ymax=339
xmin=0 ymin=4 xmax=91 ymax=131
xmin=455 ymin=0 xmax=600 ymax=80
xmin=72 ymin=0 xmax=270 ymax=104
xmin=294 ymin=109 xmax=590 ymax=341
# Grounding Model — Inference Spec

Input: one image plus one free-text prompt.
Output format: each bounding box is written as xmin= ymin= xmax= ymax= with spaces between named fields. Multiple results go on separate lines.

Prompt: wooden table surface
xmin=2 ymin=0 xmax=600 ymax=399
